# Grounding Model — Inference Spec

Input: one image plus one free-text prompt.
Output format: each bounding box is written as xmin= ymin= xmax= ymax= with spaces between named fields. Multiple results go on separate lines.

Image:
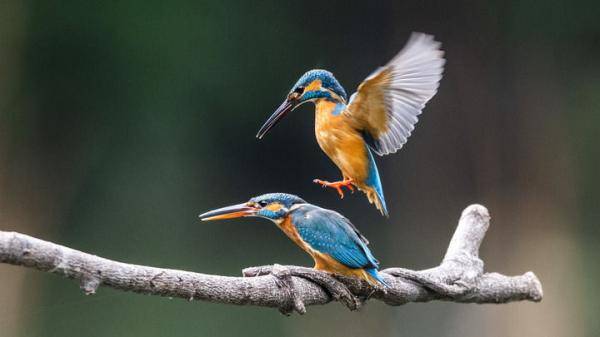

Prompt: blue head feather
xmin=292 ymin=69 xmax=347 ymax=102
xmin=250 ymin=193 xmax=306 ymax=220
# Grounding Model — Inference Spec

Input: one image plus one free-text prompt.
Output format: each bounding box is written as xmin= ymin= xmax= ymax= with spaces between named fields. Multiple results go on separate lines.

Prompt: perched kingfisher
xmin=198 ymin=193 xmax=386 ymax=286
xmin=256 ymin=33 xmax=445 ymax=216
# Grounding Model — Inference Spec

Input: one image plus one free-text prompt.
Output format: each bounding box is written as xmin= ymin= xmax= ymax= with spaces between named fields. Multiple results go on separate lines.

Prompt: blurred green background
xmin=1 ymin=1 xmax=598 ymax=336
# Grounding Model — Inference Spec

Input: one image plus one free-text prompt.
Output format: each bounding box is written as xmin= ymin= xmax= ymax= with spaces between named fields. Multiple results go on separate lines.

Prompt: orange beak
xmin=198 ymin=203 xmax=258 ymax=221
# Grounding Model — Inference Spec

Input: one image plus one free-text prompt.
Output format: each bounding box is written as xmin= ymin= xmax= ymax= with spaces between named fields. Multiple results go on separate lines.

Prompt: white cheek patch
xmin=289 ymin=204 xmax=306 ymax=212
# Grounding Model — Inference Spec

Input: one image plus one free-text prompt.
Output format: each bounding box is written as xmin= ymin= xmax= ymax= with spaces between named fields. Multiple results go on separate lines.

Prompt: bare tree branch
xmin=0 ymin=204 xmax=542 ymax=314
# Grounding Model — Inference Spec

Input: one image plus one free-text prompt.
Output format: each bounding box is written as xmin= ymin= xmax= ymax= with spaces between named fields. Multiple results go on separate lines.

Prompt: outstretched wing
xmin=291 ymin=206 xmax=379 ymax=269
xmin=346 ymin=33 xmax=445 ymax=156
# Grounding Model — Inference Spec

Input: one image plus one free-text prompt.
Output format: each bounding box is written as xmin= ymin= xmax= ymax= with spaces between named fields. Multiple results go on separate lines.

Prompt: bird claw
xmin=271 ymin=264 xmax=307 ymax=315
xmin=313 ymin=179 xmax=354 ymax=199
xmin=242 ymin=264 xmax=362 ymax=313
xmin=243 ymin=264 xmax=305 ymax=315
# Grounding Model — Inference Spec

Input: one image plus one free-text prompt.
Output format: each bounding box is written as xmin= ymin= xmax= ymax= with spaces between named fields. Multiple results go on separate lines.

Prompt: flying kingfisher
xmin=256 ymin=33 xmax=445 ymax=216
xmin=198 ymin=193 xmax=386 ymax=286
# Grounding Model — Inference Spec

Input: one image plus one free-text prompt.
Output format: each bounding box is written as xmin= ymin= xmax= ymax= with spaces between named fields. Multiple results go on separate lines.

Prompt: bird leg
xmin=313 ymin=178 xmax=354 ymax=198
xmin=243 ymin=264 xmax=362 ymax=313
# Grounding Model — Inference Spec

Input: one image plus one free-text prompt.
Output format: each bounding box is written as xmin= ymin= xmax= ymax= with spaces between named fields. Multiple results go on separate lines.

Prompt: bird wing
xmin=292 ymin=206 xmax=379 ymax=269
xmin=345 ymin=33 xmax=445 ymax=156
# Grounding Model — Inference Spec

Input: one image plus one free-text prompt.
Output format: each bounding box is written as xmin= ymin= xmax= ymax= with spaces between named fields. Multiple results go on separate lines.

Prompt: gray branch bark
xmin=0 ymin=204 xmax=542 ymax=314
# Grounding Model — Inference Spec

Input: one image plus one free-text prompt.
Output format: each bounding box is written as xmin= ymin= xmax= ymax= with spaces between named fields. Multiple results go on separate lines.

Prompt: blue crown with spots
xmin=250 ymin=193 xmax=306 ymax=208
xmin=293 ymin=69 xmax=347 ymax=101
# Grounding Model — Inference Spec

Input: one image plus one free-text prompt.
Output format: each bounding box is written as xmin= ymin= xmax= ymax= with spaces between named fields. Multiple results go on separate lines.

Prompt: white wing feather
xmin=348 ymin=33 xmax=445 ymax=156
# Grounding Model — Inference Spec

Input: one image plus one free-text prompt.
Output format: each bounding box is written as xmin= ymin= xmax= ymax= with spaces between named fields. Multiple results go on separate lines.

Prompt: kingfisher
xmin=198 ymin=193 xmax=386 ymax=286
xmin=256 ymin=33 xmax=445 ymax=216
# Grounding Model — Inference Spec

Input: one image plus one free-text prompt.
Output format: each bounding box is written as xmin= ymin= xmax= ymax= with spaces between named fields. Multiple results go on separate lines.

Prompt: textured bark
xmin=0 ymin=204 xmax=542 ymax=314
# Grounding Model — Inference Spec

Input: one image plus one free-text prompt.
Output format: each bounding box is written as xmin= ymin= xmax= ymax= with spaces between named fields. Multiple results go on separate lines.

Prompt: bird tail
xmin=365 ymin=268 xmax=389 ymax=287
xmin=363 ymin=186 xmax=388 ymax=217
xmin=360 ymin=148 xmax=388 ymax=217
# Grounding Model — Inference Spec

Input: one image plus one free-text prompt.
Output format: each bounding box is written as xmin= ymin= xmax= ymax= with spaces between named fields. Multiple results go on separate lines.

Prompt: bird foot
xmin=243 ymin=264 xmax=362 ymax=314
xmin=243 ymin=264 xmax=306 ymax=315
xmin=313 ymin=178 xmax=354 ymax=199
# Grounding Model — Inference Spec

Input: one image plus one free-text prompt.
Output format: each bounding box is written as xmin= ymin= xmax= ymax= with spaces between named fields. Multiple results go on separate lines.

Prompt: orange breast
xmin=314 ymin=100 xmax=369 ymax=182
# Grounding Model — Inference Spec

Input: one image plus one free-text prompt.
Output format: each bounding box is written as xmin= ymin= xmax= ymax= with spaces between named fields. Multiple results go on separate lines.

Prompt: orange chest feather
xmin=314 ymin=100 xmax=369 ymax=181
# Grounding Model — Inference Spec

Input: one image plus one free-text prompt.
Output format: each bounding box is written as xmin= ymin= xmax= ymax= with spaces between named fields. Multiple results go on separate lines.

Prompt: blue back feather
xmin=290 ymin=205 xmax=379 ymax=270
xmin=331 ymin=102 xmax=345 ymax=116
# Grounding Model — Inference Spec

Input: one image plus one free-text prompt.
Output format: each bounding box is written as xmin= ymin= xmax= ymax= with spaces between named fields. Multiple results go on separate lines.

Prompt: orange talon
xmin=313 ymin=178 xmax=354 ymax=199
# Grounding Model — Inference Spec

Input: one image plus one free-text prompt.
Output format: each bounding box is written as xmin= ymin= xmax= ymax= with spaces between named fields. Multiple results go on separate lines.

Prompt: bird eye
xmin=294 ymin=86 xmax=305 ymax=94
xmin=258 ymin=201 xmax=269 ymax=207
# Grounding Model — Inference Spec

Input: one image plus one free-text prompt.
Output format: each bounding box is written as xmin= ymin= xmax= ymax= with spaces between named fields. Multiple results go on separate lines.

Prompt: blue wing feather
xmin=291 ymin=205 xmax=379 ymax=270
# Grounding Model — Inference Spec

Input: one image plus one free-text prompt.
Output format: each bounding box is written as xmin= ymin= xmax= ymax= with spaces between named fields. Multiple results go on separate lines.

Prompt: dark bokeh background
xmin=1 ymin=1 xmax=598 ymax=336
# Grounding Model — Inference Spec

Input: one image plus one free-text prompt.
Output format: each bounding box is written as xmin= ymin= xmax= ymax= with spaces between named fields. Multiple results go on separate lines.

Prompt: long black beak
xmin=198 ymin=203 xmax=258 ymax=221
xmin=256 ymin=99 xmax=297 ymax=139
